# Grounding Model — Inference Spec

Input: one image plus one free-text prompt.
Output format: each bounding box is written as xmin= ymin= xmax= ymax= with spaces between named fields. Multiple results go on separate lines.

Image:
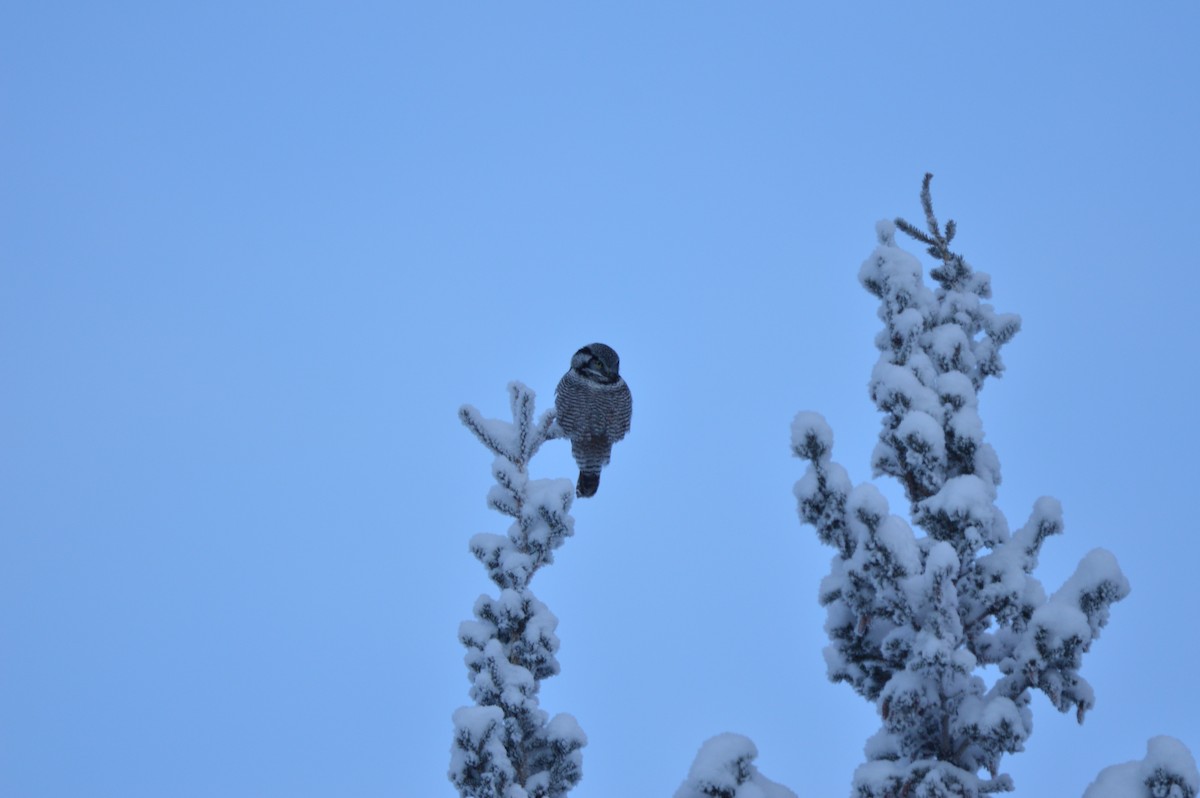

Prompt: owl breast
xmin=555 ymin=372 xmax=632 ymax=441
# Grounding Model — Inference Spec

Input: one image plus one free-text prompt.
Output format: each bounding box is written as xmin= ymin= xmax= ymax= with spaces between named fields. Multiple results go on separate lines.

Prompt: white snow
xmin=451 ymin=704 xmax=505 ymax=741
xmin=927 ymin=323 xmax=975 ymax=373
xmin=893 ymin=307 xmax=925 ymax=340
xmin=986 ymin=311 xmax=1021 ymax=344
xmin=449 ymin=705 xmax=514 ymax=784
xmin=793 ymin=468 xmax=820 ymax=507
xmin=897 ymin=410 xmax=947 ymax=461
xmin=546 ymin=712 xmax=587 ymax=747
xmin=460 ymin=403 xmax=519 ymax=459
xmin=976 ymin=695 xmax=1026 ymax=746
xmin=876 ymin=515 xmax=921 ymax=576
xmin=870 ymin=362 xmax=941 ymax=418
xmin=1024 ymin=600 xmax=1090 ymax=660
xmin=1084 ymin=757 xmax=1145 ymax=797
xmin=525 ymin=477 xmax=574 ymax=511
xmin=917 ymin=474 xmax=1000 ymax=546
xmin=791 ymin=411 xmax=833 ymax=461
xmin=935 ymin=370 xmax=976 ymax=409
xmin=1051 ymin=548 xmax=1131 ymax=637
xmin=863 ymin=728 xmax=901 ymax=761
xmin=906 ymin=351 xmax=939 ymax=389
xmin=492 ymin=454 xmax=528 ymax=491
xmin=675 ymin=733 xmax=797 ymax=798
xmin=876 ymin=219 xmax=897 ymax=245
xmin=520 ymin=594 xmax=559 ymax=647
xmin=487 ymin=483 xmax=519 ymax=516
xmin=1004 ymin=496 xmax=1063 ymax=572
xmin=1084 ymin=736 xmax=1199 ymax=798
xmin=948 ymin=406 xmax=983 ymax=448
xmin=458 ymin=619 xmax=494 ymax=650
xmin=468 ymin=532 xmax=508 ymax=562
xmin=472 ymin=638 xmax=537 ymax=708
xmin=455 ymin=382 xmax=587 ymax=798
xmin=794 ymin=461 xmax=853 ymax=525
xmin=973 ymin=441 xmax=1002 ymax=487
xmin=847 ymin=483 xmax=890 ymax=528
xmin=924 ymin=541 xmax=961 ymax=588
xmin=858 ymin=231 xmax=926 ymax=301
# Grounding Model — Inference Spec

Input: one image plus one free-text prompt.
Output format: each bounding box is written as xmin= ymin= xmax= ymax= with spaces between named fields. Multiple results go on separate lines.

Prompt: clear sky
xmin=3 ymin=3 xmax=1198 ymax=797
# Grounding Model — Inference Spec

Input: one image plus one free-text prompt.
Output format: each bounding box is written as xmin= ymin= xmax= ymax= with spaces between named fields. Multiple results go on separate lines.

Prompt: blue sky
xmin=3 ymin=3 xmax=1198 ymax=797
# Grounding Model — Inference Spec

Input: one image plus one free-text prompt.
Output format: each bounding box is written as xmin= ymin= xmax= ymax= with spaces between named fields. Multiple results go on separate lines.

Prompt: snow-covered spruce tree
xmin=792 ymin=175 xmax=1130 ymax=797
xmin=1083 ymin=737 xmax=1199 ymax=798
xmin=676 ymin=734 xmax=797 ymax=798
xmin=450 ymin=382 xmax=586 ymax=798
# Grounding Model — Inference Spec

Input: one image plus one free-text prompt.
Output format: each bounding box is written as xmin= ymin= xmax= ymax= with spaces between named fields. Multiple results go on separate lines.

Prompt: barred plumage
xmin=554 ymin=343 xmax=632 ymax=498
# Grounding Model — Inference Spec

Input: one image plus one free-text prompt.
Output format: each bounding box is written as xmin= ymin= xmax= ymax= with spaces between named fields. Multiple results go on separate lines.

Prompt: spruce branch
xmin=452 ymin=382 xmax=585 ymax=798
xmin=894 ymin=217 xmax=935 ymax=246
xmin=798 ymin=177 xmax=1128 ymax=797
xmin=459 ymin=405 xmax=514 ymax=460
xmin=895 ymin=172 xmax=963 ymax=276
xmin=919 ymin=172 xmax=939 ymax=236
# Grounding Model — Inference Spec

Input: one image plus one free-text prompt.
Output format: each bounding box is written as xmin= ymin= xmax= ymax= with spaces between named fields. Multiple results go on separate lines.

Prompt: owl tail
xmin=576 ymin=471 xmax=600 ymax=498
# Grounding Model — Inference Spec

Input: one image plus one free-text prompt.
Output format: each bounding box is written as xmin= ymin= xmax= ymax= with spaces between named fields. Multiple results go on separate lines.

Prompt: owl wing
xmin=603 ymin=380 xmax=632 ymax=442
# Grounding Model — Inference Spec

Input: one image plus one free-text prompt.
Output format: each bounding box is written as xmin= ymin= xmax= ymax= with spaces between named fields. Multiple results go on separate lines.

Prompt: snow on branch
xmin=459 ymin=381 xmax=559 ymax=467
xmin=450 ymin=382 xmax=585 ymax=798
xmin=794 ymin=176 xmax=1130 ymax=797
xmin=1084 ymin=737 xmax=1199 ymax=798
xmin=675 ymin=734 xmax=797 ymax=798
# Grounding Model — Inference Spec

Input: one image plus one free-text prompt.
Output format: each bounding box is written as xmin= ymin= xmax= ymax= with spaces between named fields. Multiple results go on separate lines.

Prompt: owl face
xmin=571 ymin=343 xmax=621 ymax=384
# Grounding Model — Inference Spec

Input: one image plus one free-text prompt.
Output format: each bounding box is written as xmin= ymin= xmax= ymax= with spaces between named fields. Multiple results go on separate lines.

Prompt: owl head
xmin=571 ymin=343 xmax=621 ymax=383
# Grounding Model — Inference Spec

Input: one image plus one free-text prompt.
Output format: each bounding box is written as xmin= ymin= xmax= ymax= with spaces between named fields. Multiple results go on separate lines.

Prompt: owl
xmin=554 ymin=343 xmax=633 ymax=498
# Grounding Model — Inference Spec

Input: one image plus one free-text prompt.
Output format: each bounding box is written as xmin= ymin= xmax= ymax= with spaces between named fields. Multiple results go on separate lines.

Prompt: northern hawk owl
xmin=554 ymin=343 xmax=632 ymax=498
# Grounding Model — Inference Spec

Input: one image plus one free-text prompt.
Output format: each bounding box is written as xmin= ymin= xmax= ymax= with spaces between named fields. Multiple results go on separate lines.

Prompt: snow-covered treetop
xmin=1084 ymin=737 xmax=1199 ymax=798
xmin=676 ymin=734 xmax=797 ymax=798
xmin=792 ymin=175 xmax=1130 ymax=798
xmin=858 ymin=174 xmax=1019 ymax=514
xmin=451 ymin=382 xmax=585 ymax=798
xmin=459 ymin=382 xmax=574 ymax=586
